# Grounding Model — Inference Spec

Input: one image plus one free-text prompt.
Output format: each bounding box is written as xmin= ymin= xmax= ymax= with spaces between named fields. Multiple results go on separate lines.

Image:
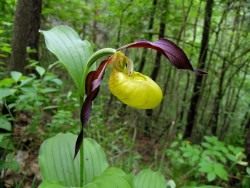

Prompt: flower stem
xmin=78 ymin=48 xmax=116 ymax=187
xmin=80 ymin=141 xmax=84 ymax=187
xmin=79 ymin=96 xmax=84 ymax=187
xmin=86 ymin=48 xmax=116 ymax=70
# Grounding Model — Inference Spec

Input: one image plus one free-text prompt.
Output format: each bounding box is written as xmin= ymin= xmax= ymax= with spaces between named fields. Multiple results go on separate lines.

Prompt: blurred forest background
xmin=0 ymin=0 xmax=250 ymax=187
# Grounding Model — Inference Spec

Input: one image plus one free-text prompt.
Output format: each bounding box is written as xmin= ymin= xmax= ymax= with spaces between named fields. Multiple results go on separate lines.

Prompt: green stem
xmin=79 ymin=96 xmax=84 ymax=187
xmin=79 ymin=48 xmax=116 ymax=187
xmin=86 ymin=48 xmax=116 ymax=70
xmin=80 ymin=142 xmax=84 ymax=187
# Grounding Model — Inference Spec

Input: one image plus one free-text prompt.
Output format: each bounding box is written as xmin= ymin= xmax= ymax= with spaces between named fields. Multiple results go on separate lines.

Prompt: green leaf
xmin=19 ymin=77 xmax=34 ymax=87
xmin=39 ymin=133 xmax=108 ymax=187
xmin=207 ymin=172 xmax=216 ymax=182
xmin=10 ymin=71 xmax=22 ymax=82
xmin=204 ymin=136 xmax=219 ymax=145
xmin=84 ymin=167 xmax=132 ymax=188
xmin=183 ymin=186 xmax=222 ymax=188
xmin=39 ymin=181 xmax=67 ymax=188
xmin=41 ymin=88 xmax=59 ymax=93
xmin=0 ymin=116 xmax=11 ymax=131
xmin=0 ymin=153 xmax=20 ymax=171
xmin=201 ymin=142 xmax=212 ymax=149
xmin=101 ymin=167 xmax=133 ymax=186
xmin=100 ymin=167 xmax=128 ymax=177
xmin=51 ymin=78 xmax=63 ymax=86
xmin=247 ymin=167 xmax=250 ymax=175
xmin=83 ymin=138 xmax=109 ymax=183
xmin=213 ymin=163 xmax=228 ymax=181
xmin=0 ymin=88 xmax=16 ymax=100
xmin=166 ymin=180 xmax=176 ymax=188
xmin=0 ymin=78 xmax=14 ymax=87
xmin=134 ymin=169 xmax=166 ymax=188
xmin=36 ymin=66 xmax=46 ymax=77
xmin=41 ymin=25 xmax=93 ymax=96
xmin=0 ymin=134 xmax=14 ymax=150
xmin=198 ymin=160 xmax=214 ymax=173
xmin=242 ymin=176 xmax=250 ymax=188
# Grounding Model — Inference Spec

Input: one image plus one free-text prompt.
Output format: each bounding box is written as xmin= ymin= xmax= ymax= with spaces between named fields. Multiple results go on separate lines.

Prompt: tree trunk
xmin=209 ymin=2 xmax=240 ymax=135
xmin=210 ymin=58 xmax=226 ymax=135
xmin=138 ymin=0 xmax=157 ymax=72
xmin=141 ymin=0 xmax=168 ymax=137
xmin=105 ymin=1 xmax=133 ymax=117
xmin=241 ymin=103 xmax=250 ymax=130
xmin=179 ymin=0 xmax=202 ymax=125
xmin=172 ymin=0 xmax=193 ymax=122
xmin=28 ymin=0 xmax=42 ymax=61
xmin=198 ymin=9 xmax=228 ymax=131
xmin=158 ymin=0 xmax=194 ymax=125
xmin=220 ymin=63 xmax=248 ymax=138
xmin=156 ymin=67 xmax=172 ymax=119
xmin=10 ymin=0 xmax=42 ymax=72
xmin=146 ymin=0 xmax=168 ymax=118
xmin=183 ymin=0 xmax=214 ymax=139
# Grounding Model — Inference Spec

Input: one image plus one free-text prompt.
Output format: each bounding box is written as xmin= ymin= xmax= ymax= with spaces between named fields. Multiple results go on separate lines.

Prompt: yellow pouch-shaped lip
xmin=109 ymin=70 xmax=163 ymax=109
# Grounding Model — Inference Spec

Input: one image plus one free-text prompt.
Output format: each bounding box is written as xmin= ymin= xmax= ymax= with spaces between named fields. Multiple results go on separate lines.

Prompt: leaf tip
xmin=74 ymin=129 xmax=84 ymax=159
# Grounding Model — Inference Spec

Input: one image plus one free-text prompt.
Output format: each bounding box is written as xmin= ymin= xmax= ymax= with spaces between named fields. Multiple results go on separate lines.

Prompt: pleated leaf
xmin=84 ymin=167 xmax=132 ymax=188
xmin=41 ymin=25 xmax=93 ymax=96
xmin=134 ymin=169 xmax=166 ymax=188
xmin=39 ymin=133 xmax=109 ymax=187
xmin=39 ymin=181 xmax=67 ymax=188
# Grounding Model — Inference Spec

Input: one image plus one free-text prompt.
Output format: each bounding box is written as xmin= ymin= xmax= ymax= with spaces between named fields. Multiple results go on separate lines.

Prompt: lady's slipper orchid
xmin=109 ymin=52 xmax=163 ymax=109
xmin=74 ymin=38 xmax=206 ymax=156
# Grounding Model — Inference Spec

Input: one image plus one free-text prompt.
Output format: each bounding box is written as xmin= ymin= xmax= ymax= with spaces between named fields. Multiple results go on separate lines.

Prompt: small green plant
xmin=0 ymin=66 xmax=62 ymax=112
xmin=0 ymin=116 xmax=19 ymax=174
xmin=45 ymin=109 xmax=78 ymax=137
xmin=0 ymin=67 xmax=64 ymax=185
xmin=0 ymin=66 xmax=63 ymax=132
xmin=166 ymin=135 xmax=247 ymax=187
xmin=242 ymin=167 xmax=250 ymax=188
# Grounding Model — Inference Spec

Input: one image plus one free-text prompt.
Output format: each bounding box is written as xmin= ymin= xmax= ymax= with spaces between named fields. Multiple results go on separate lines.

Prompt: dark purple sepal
xmin=119 ymin=38 xmax=207 ymax=74
xmin=74 ymin=58 xmax=111 ymax=157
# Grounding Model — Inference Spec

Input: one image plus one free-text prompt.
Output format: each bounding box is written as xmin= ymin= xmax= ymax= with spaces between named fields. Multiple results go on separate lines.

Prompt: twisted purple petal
xmin=119 ymin=38 xmax=206 ymax=74
xmin=74 ymin=58 xmax=110 ymax=157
